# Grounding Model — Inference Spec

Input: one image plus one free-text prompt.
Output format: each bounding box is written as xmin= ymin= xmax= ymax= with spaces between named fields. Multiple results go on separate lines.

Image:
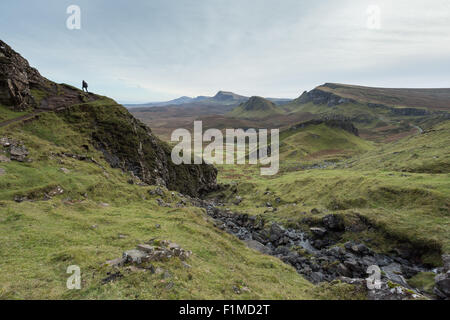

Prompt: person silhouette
xmin=82 ymin=80 xmax=89 ymax=93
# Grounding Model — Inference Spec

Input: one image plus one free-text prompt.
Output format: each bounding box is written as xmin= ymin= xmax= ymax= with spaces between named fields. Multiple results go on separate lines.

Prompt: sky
xmin=1 ymin=0 xmax=450 ymax=104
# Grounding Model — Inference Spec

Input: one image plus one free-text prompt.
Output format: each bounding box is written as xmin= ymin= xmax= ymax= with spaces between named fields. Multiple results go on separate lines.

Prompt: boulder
xmin=269 ymin=223 xmax=285 ymax=242
xmin=345 ymin=242 xmax=370 ymax=255
xmin=322 ymin=214 xmax=345 ymax=231
xmin=123 ymin=249 xmax=150 ymax=264
xmin=310 ymin=227 xmax=327 ymax=237
xmin=244 ymin=239 xmax=272 ymax=255
xmin=337 ymin=263 xmax=352 ymax=277
xmin=382 ymin=263 xmax=409 ymax=288
xmin=434 ymin=271 xmax=450 ymax=298
xmin=442 ymin=254 xmax=450 ymax=272
xmin=9 ymin=145 xmax=28 ymax=162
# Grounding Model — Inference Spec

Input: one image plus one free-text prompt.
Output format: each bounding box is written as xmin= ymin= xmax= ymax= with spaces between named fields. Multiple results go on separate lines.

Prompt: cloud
xmin=1 ymin=0 xmax=449 ymax=103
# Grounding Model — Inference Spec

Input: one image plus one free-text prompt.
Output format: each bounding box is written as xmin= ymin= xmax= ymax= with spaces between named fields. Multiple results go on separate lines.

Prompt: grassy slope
xmin=0 ymin=105 xmax=28 ymax=122
xmin=0 ymin=108 xmax=367 ymax=299
xmin=279 ymin=123 xmax=373 ymax=164
xmin=213 ymin=121 xmax=450 ymax=262
xmin=352 ymin=121 xmax=450 ymax=173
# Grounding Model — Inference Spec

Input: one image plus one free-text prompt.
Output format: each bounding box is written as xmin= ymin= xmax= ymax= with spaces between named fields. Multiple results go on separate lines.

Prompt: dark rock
xmin=382 ymin=263 xmax=409 ymax=288
xmin=101 ymin=271 xmax=123 ymax=284
xmin=310 ymin=208 xmax=320 ymax=214
xmin=337 ymin=263 xmax=352 ymax=277
xmin=434 ymin=272 xmax=450 ymax=298
xmin=344 ymin=259 xmax=360 ymax=272
xmin=442 ymin=254 xmax=450 ymax=272
xmin=9 ymin=145 xmax=29 ymax=162
xmin=269 ymin=223 xmax=285 ymax=242
xmin=322 ymin=214 xmax=344 ymax=231
xmin=327 ymin=246 xmax=345 ymax=258
xmin=401 ymin=265 xmax=420 ymax=278
xmin=310 ymin=227 xmax=327 ymax=237
xmin=251 ymin=231 xmax=267 ymax=244
xmin=309 ymin=272 xmax=325 ymax=283
xmin=313 ymin=239 xmax=328 ymax=249
xmin=345 ymin=242 xmax=370 ymax=255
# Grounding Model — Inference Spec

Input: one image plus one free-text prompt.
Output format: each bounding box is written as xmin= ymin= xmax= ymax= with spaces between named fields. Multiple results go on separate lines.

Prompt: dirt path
xmin=0 ymin=110 xmax=46 ymax=128
xmin=411 ymin=124 xmax=423 ymax=134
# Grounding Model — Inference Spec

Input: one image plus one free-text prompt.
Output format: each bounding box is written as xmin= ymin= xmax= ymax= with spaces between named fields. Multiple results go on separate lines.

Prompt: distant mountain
xmin=291 ymin=83 xmax=450 ymax=111
xmin=125 ymin=96 xmax=195 ymax=108
xmin=125 ymin=91 xmax=292 ymax=108
xmin=227 ymin=96 xmax=284 ymax=119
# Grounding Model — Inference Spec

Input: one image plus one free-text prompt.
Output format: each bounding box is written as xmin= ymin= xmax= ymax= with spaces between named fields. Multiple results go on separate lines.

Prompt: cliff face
xmin=0 ymin=40 xmax=46 ymax=110
xmin=295 ymin=88 xmax=355 ymax=107
xmin=0 ymin=40 xmax=217 ymax=196
xmin=60 ymin=101 xmax=217 ymax=196
xmin=0 ymin=40 xmax=97 ymax=111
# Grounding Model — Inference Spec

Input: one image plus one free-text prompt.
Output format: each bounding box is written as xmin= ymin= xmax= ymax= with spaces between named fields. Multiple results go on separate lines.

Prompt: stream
xmin=198 ymin=200 xmax=439 ymax=299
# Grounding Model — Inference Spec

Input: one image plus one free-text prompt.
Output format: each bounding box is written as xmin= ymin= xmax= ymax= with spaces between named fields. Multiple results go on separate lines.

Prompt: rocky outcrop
xmin=0 ymin=40 xmax=46 ymax=110
xmin=0 ymin=40 xmax=217 ymax=197
xmin=59 ymin=102 xmax=217 ymax=197
xmin=1 ymin=137 xmax=29 ymax=162
xmin=434 ymin=254 xmax=450 ymax=299
xmin=105 ymin=239 xmax=192 ymax=267
xmin=296 ymin=88 xmax=356 ymax=107
xmin=0 ymin=40 xmax=96 ymax=112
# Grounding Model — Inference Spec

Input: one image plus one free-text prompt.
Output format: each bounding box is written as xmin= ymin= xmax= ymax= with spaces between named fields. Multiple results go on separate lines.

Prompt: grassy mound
xmin=228 ymin=96 xmax=284 ymax=119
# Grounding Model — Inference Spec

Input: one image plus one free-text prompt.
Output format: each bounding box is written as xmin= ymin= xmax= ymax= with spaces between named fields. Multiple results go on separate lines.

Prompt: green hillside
xmin=279 ymin=122 xmax=373 ymax=164
xmin=352 ymin=120 xmax=450 ymax=173
xmin=228 ymin=96 xmax=284 ymax=119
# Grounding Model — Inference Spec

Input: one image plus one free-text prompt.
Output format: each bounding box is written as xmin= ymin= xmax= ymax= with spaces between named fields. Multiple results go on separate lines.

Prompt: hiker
xmin=82 ymin=80 xmax=89 ymax=93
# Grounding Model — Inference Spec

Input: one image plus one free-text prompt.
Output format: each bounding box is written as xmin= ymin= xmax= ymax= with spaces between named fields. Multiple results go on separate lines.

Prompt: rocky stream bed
xmin=194 ymin=199 xmax=449 ymax=300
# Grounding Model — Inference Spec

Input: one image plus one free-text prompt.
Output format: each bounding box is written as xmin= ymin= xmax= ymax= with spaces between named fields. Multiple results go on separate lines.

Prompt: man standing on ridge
xmin=82 ymin=80 xmax=89 ymax=93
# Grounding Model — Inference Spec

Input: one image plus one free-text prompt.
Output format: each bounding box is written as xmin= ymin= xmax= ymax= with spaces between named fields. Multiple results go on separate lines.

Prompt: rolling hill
xmin=227 ymin=96 xmax=284 ymax=119
xmin=279 ymin=120 xmax=373 ymax=164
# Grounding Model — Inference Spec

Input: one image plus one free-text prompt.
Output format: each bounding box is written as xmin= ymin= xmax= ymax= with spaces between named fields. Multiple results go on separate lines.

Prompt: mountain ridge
xmin=125 ymin=91 xmax=292 ymax=108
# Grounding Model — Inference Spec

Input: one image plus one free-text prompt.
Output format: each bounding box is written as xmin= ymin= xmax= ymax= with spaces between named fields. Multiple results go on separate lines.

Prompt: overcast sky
xmin=1 ymin=0 xmax=450 ymax=103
